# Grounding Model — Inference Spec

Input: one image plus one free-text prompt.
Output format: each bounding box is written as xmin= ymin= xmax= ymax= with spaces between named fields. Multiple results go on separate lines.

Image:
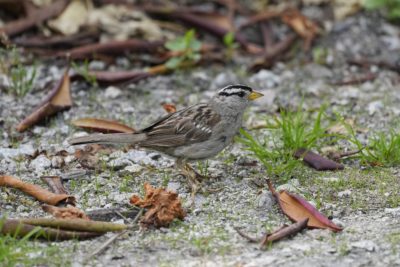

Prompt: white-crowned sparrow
xmin=69 ymin=84 xmax=263 ymax=193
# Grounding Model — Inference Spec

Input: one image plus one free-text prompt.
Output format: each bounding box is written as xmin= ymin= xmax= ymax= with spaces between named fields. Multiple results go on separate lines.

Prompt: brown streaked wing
xmin=140 ymin=104 xmax=220 ymax=147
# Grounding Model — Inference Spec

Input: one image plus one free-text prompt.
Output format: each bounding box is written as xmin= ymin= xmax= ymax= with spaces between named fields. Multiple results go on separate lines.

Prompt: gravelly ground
xmin=1 ymin=9 xmax=400 ymax=267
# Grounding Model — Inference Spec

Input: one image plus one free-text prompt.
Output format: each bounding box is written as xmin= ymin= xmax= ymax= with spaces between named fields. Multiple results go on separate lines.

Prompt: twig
xmin=85 ymin=208 xmax=144 ymax=262
xmin=260 ymin=218 xmax=308 ymax=248
xmin=234 ymin=227 xmax=261 ymax=243
xmin=330 ymin=73 xmax=377 ymax=86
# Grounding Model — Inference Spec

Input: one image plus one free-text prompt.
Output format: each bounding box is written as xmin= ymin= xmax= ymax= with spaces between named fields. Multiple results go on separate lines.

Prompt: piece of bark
xmin=1 ymin=219 xmax=101 ymax=241
xmin=71 ymin=118 xmax=136 ymax=133
xmin=294 ymin=148 xmax=344 ymax=171
xmin=41 ymin=175 xmax=69 ymax=194
xmin=13 ymin=28 xmax=99 ymax=49
xmin=0 ymin=0 xmax=69 ymax=37
xmin=237 ymin=10 xmax=281 ymax=30
xmin=57 ymin=39 xmax=164 ymax=60
xmin=142 ymin=6 xmax=262 ymax=53
xmin=71 ymin=70 xmax=152 ymax=86
xmin=260 ymin=218 xmax=308 ymax=247
xmin=19 ymin=218 xmax=127 ymax=233
xmin=0 ymin=175 xmax=75 ymax=206
xmin=267 ymin=180 xmax=342 ymax=232
xmin=16 ymin=66 xmax=71 ymax=132
xmin=329 ymin=73 xmax=377 ymax=86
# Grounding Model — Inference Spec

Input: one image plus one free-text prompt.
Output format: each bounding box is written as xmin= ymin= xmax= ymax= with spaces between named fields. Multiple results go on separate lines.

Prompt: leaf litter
xmin=130 ymin=182 xmax=186 ymax=228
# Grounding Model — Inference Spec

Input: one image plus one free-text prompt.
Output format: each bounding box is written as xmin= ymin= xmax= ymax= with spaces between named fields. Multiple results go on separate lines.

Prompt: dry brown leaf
xmin=71 ymin=118 xmax=135 ymax=133
xmin=333 ymin=0 xmax=362 ymax=20
xmin=267 ymin=180 xmax=342 ymax=232
xmin=281 ymin=9 xmax=319 ymax=51
xmin=42 ymin=204 xmax=90 ymax=220
xmin=16 ymin=67 xmax=71 ymax=132
xmin=130 ymin=182 xmax=185 ymax=228
xmin=0 ymin=175 xmax=75 ymax=206
xmin=47 ymin=0 xmax=92 ymax=35
xmin=162 ymin=104 xmax=177 ymax=113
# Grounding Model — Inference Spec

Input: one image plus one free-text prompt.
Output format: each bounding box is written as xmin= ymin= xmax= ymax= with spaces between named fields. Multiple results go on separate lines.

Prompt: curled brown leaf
xmin=130 ymin=182 xmax=185 ymax=228
xmin=0 ymin=175 xmax=75 ymax=206
xmin=16 ymin=66 xmax=71 ymax=132
xmin=71 ymin=118 xmax=135 ymax=133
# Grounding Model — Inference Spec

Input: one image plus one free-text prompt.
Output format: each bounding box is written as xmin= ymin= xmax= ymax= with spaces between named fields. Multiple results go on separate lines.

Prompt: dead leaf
xmin=130 ymin=182 xmax=185 ymax=228
xmin=16 ymin=66 xmax=71 ymax=132
xmin=281 ymin=9 xmax=319 ymax=51
xmin=71 ymin=118 xmax=135 ymax=133
xmin=267 ymin=180 xmax=342 ymax=232
xmin=333 ymin=0 xmax=362 ymax=20
xmin=42 ymin=204 xmax=90 ymax=220
xmin=162 ymin=104 xmax=177 ymax=113
xmin=294 ymin=148 xmax=344 ymax=171
xmin=48 ymin=0 xmax=92 ymax=35
xmin=0 ymin=175 xmax=75 ymax=206
xmin=87 ymin=5 xmax=163 ymax=41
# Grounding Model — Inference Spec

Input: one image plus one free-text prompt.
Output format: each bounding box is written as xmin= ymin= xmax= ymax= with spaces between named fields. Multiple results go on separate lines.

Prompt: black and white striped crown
xmin=218 ymin=84 xmax=253 ymax=97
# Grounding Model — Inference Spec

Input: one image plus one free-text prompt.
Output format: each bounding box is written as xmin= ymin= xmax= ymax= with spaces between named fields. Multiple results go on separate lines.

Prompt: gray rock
xmin=338 ymin=189 xmax=352 ymax=198
xmin=167 ymin=181 xmax=181 ymax=192
xmin=351 ymin=240 xmax=376 ymax=252
xmin=123 ymin=164 xmax=143 ymax=173
xmin=104 ymin=86 xmax=122 ymax=99
xmin=29 ymin=154 xmax=52 ymax=172
xmin=0 ymin=143 xmax=36 ymax=159
xmin=384 ymin=207 xmax=400 ymax=217
xmin=249 ymin=70 xmax=281 ymax=88
xmin=108 ymin=158 xmax=132 ymax=170
xmin=367 ymin=101 xmax=383 ymax=115
xmin=209 ymin=72 xmax=238 ymax=90
xmin=255 ymin=190 xmax=275 ymax=209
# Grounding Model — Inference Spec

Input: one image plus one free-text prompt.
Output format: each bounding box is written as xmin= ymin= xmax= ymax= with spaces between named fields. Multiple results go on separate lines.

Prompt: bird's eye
xmin=237 ymin=91 xmax=245 ymax=97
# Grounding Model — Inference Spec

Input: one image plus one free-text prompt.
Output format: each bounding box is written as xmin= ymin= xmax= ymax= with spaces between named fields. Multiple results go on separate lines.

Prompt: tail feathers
xmin=68 ymin=133 xmax=147 ymax=145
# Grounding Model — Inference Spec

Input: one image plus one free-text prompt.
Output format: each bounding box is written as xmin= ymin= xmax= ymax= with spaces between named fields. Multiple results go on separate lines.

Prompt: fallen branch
xmin=330 ymin=73 xmax=377 ymax=86
xmin=260 ymin=218 xmax=308 ymax=247
xmin=19 ymin=218 xmax=127 ymax=233
xmin=57 ymin=39 xmax=164 ymax=60
xmin=0 ymin=175 xmax=75 ymax=206
xmin=0 ymin=0 xmax=69 ymax=38
xmin=1 ymin=219 xmax=101 ymax=241
xmin=294 ymin=148 xmax=344 ymax=171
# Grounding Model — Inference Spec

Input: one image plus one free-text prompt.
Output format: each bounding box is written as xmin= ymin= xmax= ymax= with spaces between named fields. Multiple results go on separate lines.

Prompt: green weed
xmin=72 ymin=59 xmax=97 ymax=87
xmin=363 ymin=0 xmax=400 ymax=20
xmin=238 ymin=105 xmax=337 ymax=180
xmin=0 ymin=46 xmax=36 ymax=97
xmin=165 ymin=29 xmax=202 ymax=69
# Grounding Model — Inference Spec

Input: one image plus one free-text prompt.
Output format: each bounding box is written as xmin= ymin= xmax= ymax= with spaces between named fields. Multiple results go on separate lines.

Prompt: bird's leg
xmin=176 ymin=159 xmax=203 ymax=200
